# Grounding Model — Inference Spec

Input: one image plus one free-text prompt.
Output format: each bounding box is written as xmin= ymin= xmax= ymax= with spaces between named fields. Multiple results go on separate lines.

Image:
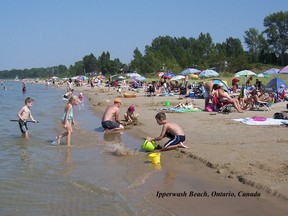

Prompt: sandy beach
xmin=77 ymin=84 xmax=288 ymax=194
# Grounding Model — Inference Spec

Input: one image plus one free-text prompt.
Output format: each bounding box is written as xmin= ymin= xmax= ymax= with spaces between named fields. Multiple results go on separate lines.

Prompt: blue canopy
xmin=265 ymin=78 xmax=288 ymax=92
xmin=212 ymin=79 xmax=230 ymax=93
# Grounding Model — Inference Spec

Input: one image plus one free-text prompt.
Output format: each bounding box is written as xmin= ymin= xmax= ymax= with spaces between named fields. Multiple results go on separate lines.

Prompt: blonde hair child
xmin=56 ymin=95 xmax=78 ymax=145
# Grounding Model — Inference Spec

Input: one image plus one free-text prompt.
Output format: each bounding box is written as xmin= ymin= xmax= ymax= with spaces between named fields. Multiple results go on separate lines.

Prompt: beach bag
xmin=273 ymin=111 xmax=288 ymax=119
xmin=221 ymin=105 xmax=232 ymax=113
xmin=205 ymin=103 xmax=214 ymax=112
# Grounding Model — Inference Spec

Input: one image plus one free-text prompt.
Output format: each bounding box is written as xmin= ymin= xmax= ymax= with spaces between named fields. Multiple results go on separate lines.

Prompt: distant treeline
xmin=1 ymin=11 xmax=287 ymax=79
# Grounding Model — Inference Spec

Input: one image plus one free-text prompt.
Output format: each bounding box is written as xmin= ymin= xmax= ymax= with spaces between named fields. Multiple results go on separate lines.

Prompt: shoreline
xmin=75 ymin=84 xmax=288 ymax=202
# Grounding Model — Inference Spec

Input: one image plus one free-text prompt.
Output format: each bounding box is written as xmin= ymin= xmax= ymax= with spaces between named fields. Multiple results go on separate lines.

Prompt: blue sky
xmin=0 ymin=0 xmax=287 ymax=71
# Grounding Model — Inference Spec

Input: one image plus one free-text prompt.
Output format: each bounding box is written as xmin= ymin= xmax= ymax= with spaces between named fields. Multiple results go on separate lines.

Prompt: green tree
xmin=83 ymin=53 xmax=98 ymax=74
xmin=130 ymin=47 xmax=144 ymax=72
xmin=244 ymin=28 xmax=266 ymax=62
xmin=263 ymin=11 xmax=288 ymax=66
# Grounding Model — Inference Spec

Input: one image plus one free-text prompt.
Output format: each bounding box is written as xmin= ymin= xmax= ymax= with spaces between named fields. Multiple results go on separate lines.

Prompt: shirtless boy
xmin=101 ymin=98 xmax=124 ymax=132
xmin=17 ymin=97 xmax=37 ymax=138
xmin=146 ymin=112 xmax=187 ymax=151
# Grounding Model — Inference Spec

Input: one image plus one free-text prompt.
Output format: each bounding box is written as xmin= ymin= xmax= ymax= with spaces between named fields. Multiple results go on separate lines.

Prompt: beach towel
xmin=233 ymin=118 xmax=288 ymax=126
xmin=159 ymin=107 xmax=202 ymax=113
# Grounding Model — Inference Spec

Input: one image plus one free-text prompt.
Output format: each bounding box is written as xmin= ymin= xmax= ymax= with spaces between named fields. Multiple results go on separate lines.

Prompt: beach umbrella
xmin=126 ymin=72 xmax=141 ymax=77
xmin=263 ymin=68 xmax=279 ymax=74
xmin=156 ymin=71 xmax=165 ymax=77
xmin=180 ymin=68 xmax=201 ymax=75
xmin=77 ymin=75 xmax=88 ymax=81
xmin=133 ymin=76 xmax=146 ymax=81
xmin=97 ymin=75 xmax=105 ymax=79
xmin=234 ymin=70 xmax=257 ymax=77
xmin=50 ymin=76 xmax=59 ymax=81
xmin=257 ymin=73 xmax=270 ymax=78
xmin=189 ymin=74 xmax=199 ymax=79
xmin=279 ymin=65 xmax=288 ymax=74
xmin=170 ymin=75 xmax=185 ymax=81
xmin=163 ymin=72 xmax=175 ymax=79
xmin=198 ymin=69 xmax=219 ymax=78
xmin=111 ymin=74 xmax=125 ymax=80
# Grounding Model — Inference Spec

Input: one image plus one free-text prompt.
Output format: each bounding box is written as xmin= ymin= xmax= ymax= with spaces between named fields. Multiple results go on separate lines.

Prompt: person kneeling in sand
xmin=124 ymin=105 xmax=139 ymax=123
xmin=102 ymin=98 xmax=124 ymax=132
xmin=146 ymin=112 xmax=187 ymax=151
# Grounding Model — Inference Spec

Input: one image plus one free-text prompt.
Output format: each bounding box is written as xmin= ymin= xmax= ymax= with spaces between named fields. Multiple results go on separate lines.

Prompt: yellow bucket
xmin=149 ymin=152 xmax=161 ymax=164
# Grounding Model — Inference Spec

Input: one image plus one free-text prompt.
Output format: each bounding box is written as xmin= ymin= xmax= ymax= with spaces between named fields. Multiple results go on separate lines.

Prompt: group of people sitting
xmin=204 ymin=81 xmax=276 ymax=113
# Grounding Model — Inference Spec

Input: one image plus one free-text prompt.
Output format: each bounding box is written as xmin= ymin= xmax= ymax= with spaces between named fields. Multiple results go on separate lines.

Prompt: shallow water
xmin=0 ymin=81 xmax=287 ymax=216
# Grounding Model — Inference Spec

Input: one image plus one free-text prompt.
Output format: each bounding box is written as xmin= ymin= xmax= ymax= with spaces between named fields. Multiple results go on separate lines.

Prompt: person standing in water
xmin=22 ymin=81 xmax=26 ymax=93
xmin=56 ymin=95 xmax=79 ymax=146
xmin=17 ymin=97 xmax=37 ymax=138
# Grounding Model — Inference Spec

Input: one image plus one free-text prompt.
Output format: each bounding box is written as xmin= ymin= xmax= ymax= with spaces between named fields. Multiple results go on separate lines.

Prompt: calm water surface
xmin=0 ymin=81 xmax=287 ymax=216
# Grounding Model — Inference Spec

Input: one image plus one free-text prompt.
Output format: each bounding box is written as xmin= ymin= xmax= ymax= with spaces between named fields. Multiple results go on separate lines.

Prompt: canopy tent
xmin=279 ymin=65 xmax=288 ymax=74
xmin=265 ymin=78 xmax=288 ymax=92
xmin=212 ymin=79 xmax=230 ymax=93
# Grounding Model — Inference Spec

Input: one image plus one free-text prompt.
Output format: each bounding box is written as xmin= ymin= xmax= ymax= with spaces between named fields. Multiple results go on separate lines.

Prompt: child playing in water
xmin=17 ymin=97 xmax=37 ymax=138
xmin=124 ymin=106 xmax=139 ymax=123
xmin=56 ymin=95 xmax=79 ymax=146
xmin=146 ymin=112 xmax=187 ymax=151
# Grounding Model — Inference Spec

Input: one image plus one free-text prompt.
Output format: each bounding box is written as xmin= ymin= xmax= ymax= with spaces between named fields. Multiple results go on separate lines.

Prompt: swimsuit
xmin=19 ymin=121 xmax=28 ymax=133
xmin=164 ymin=131 xmax=186 ymax=148
xmin=61 ymin=107 xmax=73 ymax=123
xmin=102 ymin=121 xmax=120 ymax=129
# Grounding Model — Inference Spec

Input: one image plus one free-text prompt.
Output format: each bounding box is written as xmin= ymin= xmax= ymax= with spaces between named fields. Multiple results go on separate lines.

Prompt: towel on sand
xmin=233 ymin=118 xmax=288 ymax=126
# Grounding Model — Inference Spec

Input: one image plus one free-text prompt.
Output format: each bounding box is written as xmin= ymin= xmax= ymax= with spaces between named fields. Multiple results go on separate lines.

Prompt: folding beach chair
xmin=255 ymin=99 xmax=274 ymax=111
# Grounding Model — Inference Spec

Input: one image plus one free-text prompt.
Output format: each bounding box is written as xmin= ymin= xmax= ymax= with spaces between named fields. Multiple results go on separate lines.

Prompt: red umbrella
xmin=232 ymin=78 xmax=239 ymax=83
xmin=156 ymin=72 xmax=165 ymax=77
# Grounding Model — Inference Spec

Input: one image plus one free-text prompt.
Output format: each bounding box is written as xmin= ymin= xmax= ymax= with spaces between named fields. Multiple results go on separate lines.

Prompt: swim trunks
xmin=19 ymin=121 xmax=28 ymax=133
xmin=101 ymin=121 xmax=120 ymax=129
xmin=164 ymin=132 xmax=186 ymax=148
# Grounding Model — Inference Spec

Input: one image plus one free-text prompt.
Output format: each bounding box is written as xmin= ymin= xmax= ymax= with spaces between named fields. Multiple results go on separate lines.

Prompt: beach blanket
xmin=233 ymin=118 xmax=288 ymax=126
xmin=159 ymin=107 xmax=202 ymax=113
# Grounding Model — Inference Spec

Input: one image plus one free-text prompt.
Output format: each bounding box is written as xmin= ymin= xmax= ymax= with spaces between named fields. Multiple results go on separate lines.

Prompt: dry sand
xmin=77 ymin=84 xmax=288 ymax=201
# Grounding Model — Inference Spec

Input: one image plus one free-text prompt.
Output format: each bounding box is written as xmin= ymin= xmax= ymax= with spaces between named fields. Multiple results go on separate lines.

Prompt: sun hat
xmin=128 ymin=105 xmax=135 ymax=112
xmin=280 ymin=84 xmax=285 ymax=88
xmin=114 ymin=98 xmax=122 ymax=104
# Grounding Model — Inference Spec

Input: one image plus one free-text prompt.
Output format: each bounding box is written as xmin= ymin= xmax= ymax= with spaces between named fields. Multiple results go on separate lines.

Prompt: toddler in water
xmin=55 ymin=95 xmax=78 ymax=146
xmin=124 ymin=106 xmax=139 ymax=123
xmin=78 ymin=92 xmax=84 ymax=102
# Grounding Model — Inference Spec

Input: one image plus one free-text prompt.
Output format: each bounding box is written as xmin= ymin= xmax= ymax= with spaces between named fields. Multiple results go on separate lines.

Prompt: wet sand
xmin=71 ymin=84 xmax=288 ymax=214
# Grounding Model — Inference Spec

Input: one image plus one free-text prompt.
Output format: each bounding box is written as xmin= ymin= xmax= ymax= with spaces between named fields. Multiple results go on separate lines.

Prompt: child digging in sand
xmin=146 ymin=112 xmax=187 ymax=151
xmin=56 ymin=95 xmax=78 ymax=145
xmin=124 ymin=105 xmax=139 ymax=123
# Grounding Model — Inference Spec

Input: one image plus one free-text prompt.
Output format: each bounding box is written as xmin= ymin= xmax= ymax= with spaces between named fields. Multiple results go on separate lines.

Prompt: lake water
xmin=0 ymin=81 xmax=287 ymax=216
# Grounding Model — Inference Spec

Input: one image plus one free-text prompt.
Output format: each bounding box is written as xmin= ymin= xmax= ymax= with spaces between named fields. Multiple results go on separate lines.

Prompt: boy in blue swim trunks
xmin=146 ymin=112 xmax=187 ymax=151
